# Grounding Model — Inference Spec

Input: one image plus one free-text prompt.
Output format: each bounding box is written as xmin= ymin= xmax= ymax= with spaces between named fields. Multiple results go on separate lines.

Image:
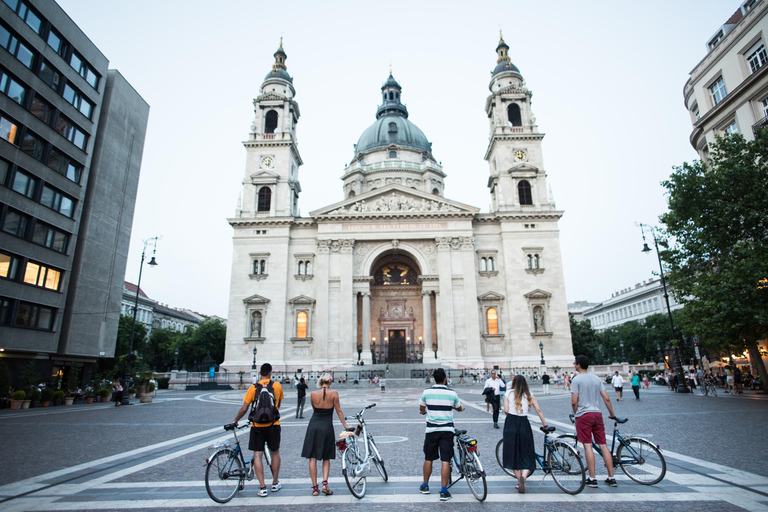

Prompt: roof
xmin=153 ymin=303 xmax=200 ymax=322
xmin=124 ymin=281 xmax=149 ymax=298
xmin=355 ymin=115 xmax=431 ymax=154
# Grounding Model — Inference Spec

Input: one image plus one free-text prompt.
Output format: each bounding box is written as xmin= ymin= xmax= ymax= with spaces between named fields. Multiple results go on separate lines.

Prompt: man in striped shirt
xmin=419 ymin=368 xmax=465 ymax=501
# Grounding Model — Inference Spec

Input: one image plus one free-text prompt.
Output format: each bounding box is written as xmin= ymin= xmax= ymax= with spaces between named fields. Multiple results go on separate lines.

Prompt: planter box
xmin=64 ymin=397 xmax=74 ymax=406
xmin=86 ymin=397 xmax=94 ymax=404
xmin=100 ymin=396 xmax=109 ymax=403
xmin=21 ymin=400 xmax=31 ymax=409
xmin=10 ymin=400 xmax=22 ymax=410
xmin=41 ymin=401 xmax=50 ymax=407
xmin=139 ymin=393 xmax=153 ymax=403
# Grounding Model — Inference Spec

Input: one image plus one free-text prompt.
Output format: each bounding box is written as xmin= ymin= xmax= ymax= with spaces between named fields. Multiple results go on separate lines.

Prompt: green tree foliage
xmin=660 ymin=132 xmax=768 ymax=388
xmin=177 ymin=319 xmax=227 ymax=370
xmin=569 ymin=314 xmax=601 ymax=363
xmin=144 ymin=327 xmax=183 ymax=371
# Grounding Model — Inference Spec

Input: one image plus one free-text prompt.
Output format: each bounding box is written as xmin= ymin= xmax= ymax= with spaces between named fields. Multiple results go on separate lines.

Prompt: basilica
xmin=222 ymin=37 xmax=574 ymax=372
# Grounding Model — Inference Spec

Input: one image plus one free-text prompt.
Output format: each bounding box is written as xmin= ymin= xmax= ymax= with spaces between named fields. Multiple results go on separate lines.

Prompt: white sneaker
xmin=271 ymin=482 xmax=282 ymax=492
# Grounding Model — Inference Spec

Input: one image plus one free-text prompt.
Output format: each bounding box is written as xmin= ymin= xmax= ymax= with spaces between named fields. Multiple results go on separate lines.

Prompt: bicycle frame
xmin=565 ymin=415 xmax=659 ymax=465
xmin=338 ymin=405 xmax=373 ymax=477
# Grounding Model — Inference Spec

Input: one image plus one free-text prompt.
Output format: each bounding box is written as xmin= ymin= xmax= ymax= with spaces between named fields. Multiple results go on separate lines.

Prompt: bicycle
xmin=446 ymin=428 xmax=487 ymax=501
xmin=495 ymin=425 xmax=585 ymax=495
xmin=204 ymin=423 xmax=272 ymax=503
xmin=335 ymin=403 xmax=388 ymax=499
xmin=559 ymin=414 xmax=666 ymax=485
xmin=700 ymin=376 xmax=718 ymax=397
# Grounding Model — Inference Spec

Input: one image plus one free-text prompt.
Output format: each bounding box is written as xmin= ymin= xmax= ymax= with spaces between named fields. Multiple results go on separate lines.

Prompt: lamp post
xmin=539 ymin=341 xmax=545 ymax=365
xmin=371 ymin=337 xmax=376 ymax=365
xmin=620 ymin=339 xmax=626 ymax=363
xmin=641 ymin=222 xmax=690 ymax=393
xmin=252 ymin=347 xmax=257 ymax=370
xmin=693 ymin=337 xmax=701 ymax=372
xmin=123 ymin=237 xmax=159 ymax=405
xmin=173 ymin=348 xmax=179 ymax=371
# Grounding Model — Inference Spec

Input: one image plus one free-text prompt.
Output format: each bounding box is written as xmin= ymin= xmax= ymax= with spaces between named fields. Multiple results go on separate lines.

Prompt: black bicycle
xmin=447 ymin=428 xmax=487 ymax=501
xmin=495 ymin=425 xmax=585 ymax=494
xmin=559 ymin=415 xmax=666 ymax=485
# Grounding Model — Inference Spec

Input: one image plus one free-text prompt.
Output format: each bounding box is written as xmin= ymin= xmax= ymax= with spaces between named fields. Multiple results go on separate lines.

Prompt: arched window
xmin=518 ymin=180 xmax=532 ymax=205
xmin=527 ymin=254 xmax=532 ymax=269
xmin=480 ymin=258 xmax=487 ymax=271
xmin=259 ymin=260 xmax=266 ymax=274
xmin=488 ymin=257 xmax=494 ymax=271
xmin=297 ymin=311 xmax=308 ymax=338
xmin=487 ymin=308 xmax=498 ymax=335
xmin=304 ymin=260 xmax=311 ymax=274
xmin=432 ymin=188 xmax=440 ymax=195
xmin=257 ymin=187 xmax=271 ymax=212
xmin=264 ymin=110 xmax=278 ymax=133
xmin=298 ymin=261 xmax=304 ymax=275
xmin=534 ymin=254 xmax=540 ymax=269
xmin=507 ymin=103 xmax=522 ymax=126
xmin=348 ymin=190 xmax=356 ymax=198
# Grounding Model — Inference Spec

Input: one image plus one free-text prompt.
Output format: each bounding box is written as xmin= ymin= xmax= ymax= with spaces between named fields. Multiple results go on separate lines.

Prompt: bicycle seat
xmin=613 ymin=417 xmax=628 ymax=424
xmin=454 ymin=429 xmax=467 ymax=436
xmin=540 ymin=426 xmax=556 ymax=433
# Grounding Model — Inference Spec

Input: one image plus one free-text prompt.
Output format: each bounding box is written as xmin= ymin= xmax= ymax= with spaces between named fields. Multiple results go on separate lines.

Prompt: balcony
xmin=752 ymin=115 xmax=768 ymax=135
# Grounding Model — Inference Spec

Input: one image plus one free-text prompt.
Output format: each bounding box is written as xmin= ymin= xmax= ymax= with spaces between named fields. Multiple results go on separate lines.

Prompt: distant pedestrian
xmin=630 ymin=371 xmax=640 ymax=400
xmin=541 ymin=372 xmax=550 ymax=394
xmin=296 ymin=377 xmax=309 ymax=418
xmin=643 ymin=373 xmax=649 ymax=389
xmin=611 ymin=371 xmax=624 ymax=401
xmin=484 ymin=370 xmax=505 ymax=429
xmin=113 ymin=381 xmax=123 ymax=407
xmin=380 ymin=377 xmax=386 ymax=392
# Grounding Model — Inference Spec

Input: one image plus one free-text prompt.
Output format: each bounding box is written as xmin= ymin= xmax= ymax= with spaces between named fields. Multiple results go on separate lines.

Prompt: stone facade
xmin=223 ymin=37 xmax=574 ymax=372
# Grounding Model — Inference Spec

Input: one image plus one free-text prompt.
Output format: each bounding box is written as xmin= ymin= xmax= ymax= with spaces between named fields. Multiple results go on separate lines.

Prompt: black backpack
xmin=248 ymin=382 xmax=280 ymax=425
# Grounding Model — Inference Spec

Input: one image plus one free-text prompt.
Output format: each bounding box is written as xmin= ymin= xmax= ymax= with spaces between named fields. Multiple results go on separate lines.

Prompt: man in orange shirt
xmin=233 ymin=363 xmax=284 ymax=497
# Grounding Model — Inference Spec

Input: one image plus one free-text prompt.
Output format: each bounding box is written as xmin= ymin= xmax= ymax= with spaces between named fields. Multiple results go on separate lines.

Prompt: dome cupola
xmin=492 ymin=31 xmax=520 ymax=78
xmin=263 ymin=38 xmax=292 ymax=83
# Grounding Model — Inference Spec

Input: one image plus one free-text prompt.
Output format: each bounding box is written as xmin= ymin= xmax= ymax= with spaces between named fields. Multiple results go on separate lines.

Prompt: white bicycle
xmin=335 ymin=403 xmax=388 ymax=498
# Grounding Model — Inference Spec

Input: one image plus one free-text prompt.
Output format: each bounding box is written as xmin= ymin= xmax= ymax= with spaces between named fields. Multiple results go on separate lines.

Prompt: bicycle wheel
xmin=699 ymin=382 xmax=708 ymax=396
xmin=368 ymin=437 xmax=388 ymax=481
xmin=205 ymin=449 xmax=243 ymax=503
xmin=547 ymin=442 xmax=585 ymax=495
xmin=616 ymin=438 xmax=666 ymax=485
xmin=463 ymin=451 xmax=487 ymax=501
xmin=343 ymin=443 xmax=367 ymax=499
xmin=556 ymin=433 xmax=579 ymax=450
xmin=263 ymin=449 xmax=273 ymax=475
xmin=495 ymin=439 xmax=515 ymax=477
xmin=709 ymin=384 xmax=718 ymax=397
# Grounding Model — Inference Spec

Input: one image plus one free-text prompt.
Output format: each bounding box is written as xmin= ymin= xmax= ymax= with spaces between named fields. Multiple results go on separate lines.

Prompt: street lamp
xmin=123 ymin=237 xmax=159 ymax=405
xmin=620 ymin=339 xmax=626 ymax=363
xmin=539 ymin=341 xmax=545 ymax=365
xmin=173 ymin=348 xmax=179 ymax=371
xmin=252 ymin=347 xmax=257 ymax=370
xmin=641 ymin=223 xmax=689 ymax=393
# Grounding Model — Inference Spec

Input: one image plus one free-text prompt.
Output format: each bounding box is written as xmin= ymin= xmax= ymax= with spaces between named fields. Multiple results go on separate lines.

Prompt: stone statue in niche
xmin=251 ymin=311 xmax=262 ymax=337
xmin=533 ymin=307 xmax=545 ymax=332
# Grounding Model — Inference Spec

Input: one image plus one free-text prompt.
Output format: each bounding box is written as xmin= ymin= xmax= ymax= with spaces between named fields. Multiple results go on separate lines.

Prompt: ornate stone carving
xmin=329 ymin=192 xmax=459 ymax=215
xmin=436 ymin=237 xmax=452 ymax=250
xmin=317 ymin=240 xmax=330 ymax=253
xmin=292 ymin=347 xmax=310 ymax=358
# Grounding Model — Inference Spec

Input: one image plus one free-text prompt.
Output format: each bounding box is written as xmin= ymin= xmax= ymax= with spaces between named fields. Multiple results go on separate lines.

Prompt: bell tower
xmin=240 ymin=39 xmax=303 ymax=218
xmin=484 ymin=33 xmax=553 ymax=213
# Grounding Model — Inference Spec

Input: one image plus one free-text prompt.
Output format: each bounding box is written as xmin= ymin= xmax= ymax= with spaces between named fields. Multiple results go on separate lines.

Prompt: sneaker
xmin=419 ymin=483 xmax=430 ymax=494
xmin=439 ymin=490 xmax=452 ymax=501
xmin=271 ymin=482 xmax=282 ymax=492
xmin=258 ymin=487 xmax=268 ymax=497
xmin=605 ymin=477 xmax=618 ymax=487
xmin=585 ymin=478 xmax=598 ymax=488
xmin=494 ymin=423 xmax=500 ymax=429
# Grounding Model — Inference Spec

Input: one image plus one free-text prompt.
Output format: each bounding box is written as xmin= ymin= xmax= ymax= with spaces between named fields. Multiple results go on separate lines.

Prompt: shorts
xmin=726 ymin=376 xmax=734 ymax=384
xmin=614 ymin=386 xmax=623 ymax=392
xmin=249 ymin=424 xmax=281 ymax=452
xmin=575 ymin=412 xmax=607 ymax=445
xmin=423 ymin=431 xmax=454 ymax=462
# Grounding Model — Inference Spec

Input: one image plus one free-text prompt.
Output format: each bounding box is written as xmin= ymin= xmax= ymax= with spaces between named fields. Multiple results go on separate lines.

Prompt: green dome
xmin=355 ymin=115 xmax=431 ymax=154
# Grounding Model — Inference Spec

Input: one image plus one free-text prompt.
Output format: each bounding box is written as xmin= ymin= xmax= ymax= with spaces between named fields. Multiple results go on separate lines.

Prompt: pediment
xmin=524 ymin=289 xmax=552 ymax=300
xmin=478 ymin=291 xmax=505 ymax=301
xmin=243 ymin=293 xmax=271 ymax=305
xmin=288 ymin=294 xmax=316 ymax=305
xmin=507 ymin=163 xmax=540 ymax=174
xmin=256 ymin=93 xmax=285 ymax=102
xmin=311 ymin=184 xmax=479 ymax=218
xmin=250 ymin=170 xmax=280 ymax=182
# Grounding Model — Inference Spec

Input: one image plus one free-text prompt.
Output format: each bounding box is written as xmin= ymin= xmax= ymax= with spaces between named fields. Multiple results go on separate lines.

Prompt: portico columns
xmin=422 ymin=290 xmax=437 ymax=363
xmin=362 ymin=291 xmax=372 ymax=364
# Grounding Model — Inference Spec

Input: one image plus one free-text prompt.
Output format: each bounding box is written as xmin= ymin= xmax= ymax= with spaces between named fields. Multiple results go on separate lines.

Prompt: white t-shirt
xmin=612 ymin=374 xmax=624 ymax=388
xmin=484 ymin=377 xmax=505 ymax=396
xmin=504 ymin=388 xmax=529 ymax=416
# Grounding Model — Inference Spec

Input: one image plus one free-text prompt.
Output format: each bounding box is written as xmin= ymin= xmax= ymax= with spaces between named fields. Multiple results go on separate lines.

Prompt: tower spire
xmin=272 ymin=38 xmax=287 ymax=72
xmin=496 ymin=31 xmax=511 ymax=65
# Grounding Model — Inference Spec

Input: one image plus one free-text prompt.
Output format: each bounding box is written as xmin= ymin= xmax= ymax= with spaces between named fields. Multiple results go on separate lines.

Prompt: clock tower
xmin=240 ymin=39 xmax=303 ymax=218
xmin=484 ymin=33 xmax=554 ymax=213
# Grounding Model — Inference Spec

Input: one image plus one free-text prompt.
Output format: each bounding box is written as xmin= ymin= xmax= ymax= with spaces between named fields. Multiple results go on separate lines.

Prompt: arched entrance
xmin=368 ymin=252 xmax=426 ymax=364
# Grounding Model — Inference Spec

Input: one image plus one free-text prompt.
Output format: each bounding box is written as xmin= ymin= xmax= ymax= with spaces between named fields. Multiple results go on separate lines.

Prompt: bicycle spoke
xmin=547 ymin=442 xmax=585 ymax=495
xmin=205 ymin=450 xmax=243 ymax=503
xmin=617 ymin=438 xmax=666 ymax=485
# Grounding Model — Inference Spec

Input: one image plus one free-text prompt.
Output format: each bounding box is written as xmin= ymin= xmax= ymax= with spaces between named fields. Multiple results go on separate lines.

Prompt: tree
xmin=569 ymin=314 xmax=601 ymax=363
xmin=177 ymin=319 xmax=227 ymax=370
xmin=660 ymin=131 xmax=768 ymax=392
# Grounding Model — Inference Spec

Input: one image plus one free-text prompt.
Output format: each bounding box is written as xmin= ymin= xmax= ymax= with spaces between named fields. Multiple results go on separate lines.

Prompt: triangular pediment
xmin=478 ymin=291 xmax=505 ymax=301
xmin=250 ymin=170 xmax=280 ymax=182
xmin=288 ymin=294 xmax=316 ymax=305
xmin=524 ymin=289 xmax=552 ymax=300
xmin=243 ymin=293 xmax=271 ymax=305
xmin=507 ymin=163 xmax=540 ymax=174
xmin=311 ymin=184 xmax=479 ymax=218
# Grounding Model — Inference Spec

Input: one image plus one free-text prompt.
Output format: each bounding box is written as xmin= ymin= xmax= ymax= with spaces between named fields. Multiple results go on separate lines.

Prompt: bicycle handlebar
xmin=224 ymin=422 xmax=249 ymax=431
xmin=568 ymin=414 xmax=627 ymax=424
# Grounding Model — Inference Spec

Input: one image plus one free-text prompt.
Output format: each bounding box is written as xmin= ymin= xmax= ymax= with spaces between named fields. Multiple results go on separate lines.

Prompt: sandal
xmin=312 ymin=484 xmax=319 ymax=496
xmin=322 ymin=480 xmax=333 ymax=495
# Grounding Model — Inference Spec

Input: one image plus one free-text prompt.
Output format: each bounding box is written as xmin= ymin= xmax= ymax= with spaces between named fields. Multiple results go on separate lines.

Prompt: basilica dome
xmin=354 ymin=73 xmax=432 ymax=155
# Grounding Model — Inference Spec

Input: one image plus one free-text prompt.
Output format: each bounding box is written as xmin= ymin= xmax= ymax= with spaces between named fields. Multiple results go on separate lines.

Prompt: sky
xmin=56 ymin=0 xmax=733 ymax=318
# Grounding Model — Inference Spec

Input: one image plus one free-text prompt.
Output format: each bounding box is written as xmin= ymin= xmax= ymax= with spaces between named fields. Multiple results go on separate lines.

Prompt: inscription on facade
xmin=343 ymin=222 xmax=447 ymax=231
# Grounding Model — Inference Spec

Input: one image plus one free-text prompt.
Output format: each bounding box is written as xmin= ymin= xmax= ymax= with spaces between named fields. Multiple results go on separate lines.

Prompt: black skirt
xmin=502 ymin=414 xmax=536 ymax=471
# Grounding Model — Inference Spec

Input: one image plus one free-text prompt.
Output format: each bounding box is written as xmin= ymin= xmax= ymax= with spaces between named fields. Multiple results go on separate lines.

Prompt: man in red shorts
xmin=571 ymin=355 xmax=618 ymax=488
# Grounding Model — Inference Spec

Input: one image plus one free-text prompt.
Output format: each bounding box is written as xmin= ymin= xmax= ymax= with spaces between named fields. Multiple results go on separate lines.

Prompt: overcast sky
xmin=57 ymin=0 xmax=732 ymax=318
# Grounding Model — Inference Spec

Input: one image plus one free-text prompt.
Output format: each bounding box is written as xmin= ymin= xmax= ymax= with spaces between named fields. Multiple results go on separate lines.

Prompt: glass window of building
xmin=0 ymin=251 xmax=20 ymax=280
xmin=20 ymin=130 xmax=45 ymax=160
xmin=11 ymin=168 xmax=37 ymax=198
xmin=709 ymin=77 xmax=727 ymax=105
xmin=0 ymin=114 xmax=19 ymax=143
xmin=747 ymin=43 xmax=767 ymax=73
xmin=0 ymin=70 xmax=26 ymax=105
xmin=40 ymin=185 xmax=74 ymax=217
xmin=486 ymin=307 xmax=498 ymax=335
xmin=30 ymin=94 xmax=54 ymax=124
xmin=296 ymin=311 xmax=308 ymax=338
xmin=2 ymin=209 xmax=28 ymax=237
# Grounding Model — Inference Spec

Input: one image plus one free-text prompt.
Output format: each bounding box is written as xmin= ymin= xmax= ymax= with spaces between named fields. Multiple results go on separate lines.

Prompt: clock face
xmin=514 ymin=149 xmax=527 ymax=162
xmin=261 ymin=156 xmax=275 ymax=169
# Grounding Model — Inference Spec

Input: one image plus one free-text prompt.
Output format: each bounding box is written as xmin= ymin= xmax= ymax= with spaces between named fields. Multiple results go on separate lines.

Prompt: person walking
xmin=611 ymin=371 xmax=624 ymax=401
xmin=502 ymin=375 xmax=548 ymax=494
xmin=296 ymin=377 xmax=309 ymax=418
xmin=232 ymin=363 xmax=284 ymax=497
xmin=301 ymin=373 xmax=349 ymax=496
xmin=571 ymin=355 xmax=618 ymax=488
xmin=113 ymin=381 xmax=123 ymax=407
xmin=630 ymin=371 xmax=640 ymax=400
xmin=484 ymin=370 xmax=505 ymax=429
xmin=418 ymin=368 xmax=464 ymax=501
xmin=541 ymin=372 xmax=550 ymax=395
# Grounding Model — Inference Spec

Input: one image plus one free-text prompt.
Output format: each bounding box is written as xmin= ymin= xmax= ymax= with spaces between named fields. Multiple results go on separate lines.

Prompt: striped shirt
xmin=420 ymin=385 xmax=461 ymax=433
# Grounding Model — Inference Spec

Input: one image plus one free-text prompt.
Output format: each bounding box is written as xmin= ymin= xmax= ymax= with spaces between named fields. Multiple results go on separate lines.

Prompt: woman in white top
xmin=502 ymin=375 xmax=548 ymax=494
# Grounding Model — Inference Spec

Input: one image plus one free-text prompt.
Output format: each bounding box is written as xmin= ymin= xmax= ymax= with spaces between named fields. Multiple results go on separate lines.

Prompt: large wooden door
xmin=388 ymin=330 xmax=406 ymax=364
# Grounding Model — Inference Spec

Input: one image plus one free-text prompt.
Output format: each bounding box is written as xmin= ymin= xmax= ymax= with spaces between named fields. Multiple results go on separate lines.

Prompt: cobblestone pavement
xmin=1 ymin=381 xmax=767 ymax=511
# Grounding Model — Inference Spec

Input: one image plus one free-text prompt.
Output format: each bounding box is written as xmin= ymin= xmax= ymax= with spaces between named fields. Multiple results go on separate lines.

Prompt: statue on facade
xmin=533 ymin=308 xmax=545 ymax=332
xmin=251 ymin=311 xmax=262 ymax=337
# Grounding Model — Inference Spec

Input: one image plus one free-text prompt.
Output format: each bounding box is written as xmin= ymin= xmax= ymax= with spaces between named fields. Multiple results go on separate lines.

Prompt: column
xmin=362 ymin=291 xmax=372 ymax=364
xmin=340 ymin=240 xmax=354 ymax=363
xmin=436 ymin=237 xmax=455 ymax=360
xmin=314 ymin=241 xmax=330 ymax=362
xmin=422 ymin=291 xmax=436 ymax=363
